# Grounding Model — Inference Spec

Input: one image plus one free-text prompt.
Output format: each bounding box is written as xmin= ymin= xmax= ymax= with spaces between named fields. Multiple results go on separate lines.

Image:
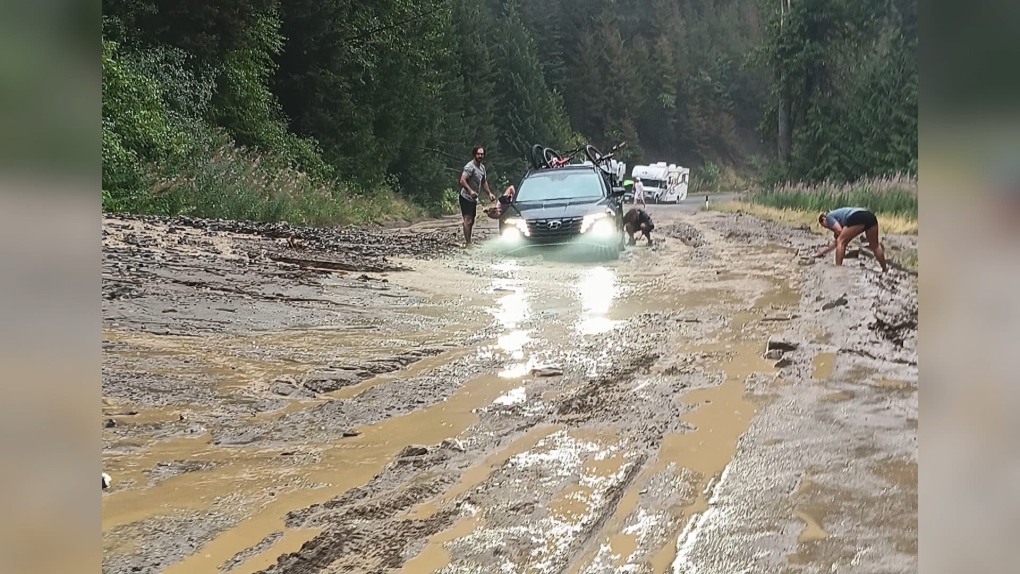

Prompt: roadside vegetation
xmin=715 ymin=175 xmax=918 ymax=235
xmin=102 ymin=0 xmax=916 ymax=227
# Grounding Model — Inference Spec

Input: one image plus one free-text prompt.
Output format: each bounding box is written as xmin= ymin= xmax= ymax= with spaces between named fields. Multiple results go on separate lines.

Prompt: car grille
xmin=527 ymin=217 xmax=584 ymax=239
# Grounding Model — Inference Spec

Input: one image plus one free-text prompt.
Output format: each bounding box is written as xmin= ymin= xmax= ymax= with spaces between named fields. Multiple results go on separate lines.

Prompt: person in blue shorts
xmin=816 ymin=207 xmax=889 ymax=272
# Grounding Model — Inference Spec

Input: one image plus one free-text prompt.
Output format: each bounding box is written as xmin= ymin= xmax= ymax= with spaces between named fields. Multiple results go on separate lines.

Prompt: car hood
xmin=508 ymin=198 xmax=613 ymax=220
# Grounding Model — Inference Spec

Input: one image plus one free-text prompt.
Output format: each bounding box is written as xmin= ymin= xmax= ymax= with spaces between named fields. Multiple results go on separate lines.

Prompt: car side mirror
xmin=610 ymin=187 xmax=625 ymax=198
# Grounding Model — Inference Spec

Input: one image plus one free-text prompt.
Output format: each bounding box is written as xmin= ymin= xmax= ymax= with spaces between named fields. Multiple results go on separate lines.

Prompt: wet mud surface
xmin=103 ymin=209 xmax=917 ymax=574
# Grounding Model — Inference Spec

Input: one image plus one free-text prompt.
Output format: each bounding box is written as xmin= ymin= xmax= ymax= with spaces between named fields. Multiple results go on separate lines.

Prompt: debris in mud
xmin=762 ymin=314 xmax=796 ymax=322
xmin=147 ymin=460 xmax=218 ymax=487
xmin=870 ymin=302 xmax=918 ymax=348
xmin=661 ymin=222 xmax=707 ymax=248
xmin=531 ymin=367 xmax=564 ymax=377
xmin=270 ymin=380 xmax=317 ymax=399
xmin=102 ymin=472 xmax=111 ymax=489
xmin=764 ymin=349 xmax=784 ymax=361
xmin=301 ymin=369 xmax=365 ymax=393
xmin=767 ymin=335 xmax=799 ymax=353
xmin=441 ymin=438 xmax=466 ymax=452
xmin=822 ymin=296 xmax=849 ymax=310
xmin=774 ymin=357 xmax=793 ymax=368
xmin=219 ymin=532 xmax=283 ymax=572
xmin=398 ymin=445 xmax=429 ymax=458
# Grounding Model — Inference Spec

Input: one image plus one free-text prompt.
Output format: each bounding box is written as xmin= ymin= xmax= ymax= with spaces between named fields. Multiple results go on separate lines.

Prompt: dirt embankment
xmin=102 ymin=208 xmax=916 ymax=574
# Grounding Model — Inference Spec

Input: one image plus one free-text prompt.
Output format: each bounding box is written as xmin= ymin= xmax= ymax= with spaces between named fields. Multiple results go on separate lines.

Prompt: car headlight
xmin=580 ymin=211 xmax=612 ymax=234
xmin=503 ymin=217 xmax=530 ymax=237
xmin=590 ymin=218 xmax=615 ymax=236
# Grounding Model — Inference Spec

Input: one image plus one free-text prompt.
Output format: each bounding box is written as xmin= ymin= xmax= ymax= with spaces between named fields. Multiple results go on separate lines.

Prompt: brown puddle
xmin=570 ymin=273 xmax=796 ymax=573
xmin=647 ymin=343 xmax=770 ymax=572
xmin=104 ymin=371 xmax=525 ymax=574
xmin=395 ymin=513 xmax=484 ymax=573
xmin=812 ymin=352 xmax=836 ymax=380
xmin=820 ymin=389 xmax=854 ymax=403
xmin=404 ymin=424 xmax=563 ymax=521
xmin=875 ymin=378 xmax=914 ymax=392
xmin=794 ymin=509 xmax=829 ymax=542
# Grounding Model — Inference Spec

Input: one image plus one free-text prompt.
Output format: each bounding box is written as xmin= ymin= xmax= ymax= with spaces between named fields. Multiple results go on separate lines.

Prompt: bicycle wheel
xmin=543 ymin=147 xmax=563 ymax=168
xmin=529 ymin=144 xmax=545 ymax=169
xmin=583 ymin=144 xmax=603 ymax=164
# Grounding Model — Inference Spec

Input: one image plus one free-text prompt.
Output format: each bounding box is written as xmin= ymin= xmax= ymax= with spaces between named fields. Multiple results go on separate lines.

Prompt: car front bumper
xmin=497 ymin=223 xmax=620 ymax=253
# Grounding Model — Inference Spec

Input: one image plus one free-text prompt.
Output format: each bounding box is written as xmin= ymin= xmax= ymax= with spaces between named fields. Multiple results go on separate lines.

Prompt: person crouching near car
xmin=623 ymin=207 xmax=655 ymax=246
xmin=459 ymin=146 xmax=497 ymax=247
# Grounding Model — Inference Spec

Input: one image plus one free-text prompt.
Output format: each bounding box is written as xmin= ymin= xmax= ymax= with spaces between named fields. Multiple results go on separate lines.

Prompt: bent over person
xmin=816 ymin=207 xmax=889 ymax=272
xmin=458 ymin=146 xmax=497 ymax=247
xmin=623 ymin=207 xmax=655 ymax=246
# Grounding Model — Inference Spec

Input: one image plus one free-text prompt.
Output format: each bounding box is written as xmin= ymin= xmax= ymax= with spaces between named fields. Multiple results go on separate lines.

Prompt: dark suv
xmin=498 ymin=164 xmax=626 ymax=260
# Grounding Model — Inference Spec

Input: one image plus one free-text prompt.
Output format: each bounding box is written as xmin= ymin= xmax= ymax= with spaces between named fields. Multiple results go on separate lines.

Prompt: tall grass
xmin=710 ymin=201 xmax=918 ymax=235
xmin=749 ymin=175 xmax=917 ymax=219
xmin=103 ymin=141 xmax=435 ymax=226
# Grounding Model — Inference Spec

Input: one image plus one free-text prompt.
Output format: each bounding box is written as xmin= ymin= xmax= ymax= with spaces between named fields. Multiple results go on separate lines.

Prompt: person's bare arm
xmin=459 ymin=172 xmax=477 ymax=198
xmin=483 ymin=178 xmax=495 ymax=202
xmin=815 ymin=225 xmax=843 ymax=257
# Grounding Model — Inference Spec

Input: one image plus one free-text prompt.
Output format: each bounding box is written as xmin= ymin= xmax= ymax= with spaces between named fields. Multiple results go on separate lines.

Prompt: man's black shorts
xmin=846 ymin=209 xmax=878 ymax=231
xmin=459 ymin=195 xmax=477 ymax=218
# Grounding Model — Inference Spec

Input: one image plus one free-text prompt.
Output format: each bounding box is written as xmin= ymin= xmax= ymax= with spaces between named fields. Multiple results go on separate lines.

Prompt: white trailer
xmin=631 ymin=162 xmax=690 ymax=203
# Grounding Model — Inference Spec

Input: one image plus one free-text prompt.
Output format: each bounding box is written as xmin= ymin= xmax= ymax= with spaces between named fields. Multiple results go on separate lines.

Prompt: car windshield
xmin=638 ymin=178 xmax=665 ymax=188
xmin=516 ymin=169 xmax=604 ymax=201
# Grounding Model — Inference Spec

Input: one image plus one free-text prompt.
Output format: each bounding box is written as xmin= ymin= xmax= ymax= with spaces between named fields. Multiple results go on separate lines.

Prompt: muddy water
xmin=812 ymin=352 xmax=836 ymax=380
xmin=570 ymin=249 xmax=799 ymax=574
xmin=403 ymin=424 xmax=563 ymax=522
xmin=386 ymin=243 xmax=801 ymax=574
xmin=106 ymin=211 xmax=916 ymax=574
xmin=156 ymin=371 xmax=525 ymax=574
xmin=105 ymin=249 xmax=647 ymax=573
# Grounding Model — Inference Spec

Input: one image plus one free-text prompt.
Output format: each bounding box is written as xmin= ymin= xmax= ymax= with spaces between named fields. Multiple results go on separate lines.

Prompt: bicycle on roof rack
xmin=529 ymin=141 xmax=627 ymax=182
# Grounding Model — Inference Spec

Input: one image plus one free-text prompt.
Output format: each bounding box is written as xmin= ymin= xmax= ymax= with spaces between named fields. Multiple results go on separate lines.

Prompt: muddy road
xmin=102 ymin=207 xmax=917 ymax=574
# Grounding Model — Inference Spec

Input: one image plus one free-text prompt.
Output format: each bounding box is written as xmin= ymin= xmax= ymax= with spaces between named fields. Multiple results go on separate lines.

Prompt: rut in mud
xmin=102 ymin=208 xmax=917 ymax=574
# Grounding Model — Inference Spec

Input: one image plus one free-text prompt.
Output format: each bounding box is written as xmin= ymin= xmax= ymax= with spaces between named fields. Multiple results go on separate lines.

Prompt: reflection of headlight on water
xmin=502 ymin=226 xmax=522 ymax=241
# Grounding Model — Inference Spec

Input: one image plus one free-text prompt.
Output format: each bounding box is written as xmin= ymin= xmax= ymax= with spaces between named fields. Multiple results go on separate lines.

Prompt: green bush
xmin=690 ymin=160 xmax=722 ymax=193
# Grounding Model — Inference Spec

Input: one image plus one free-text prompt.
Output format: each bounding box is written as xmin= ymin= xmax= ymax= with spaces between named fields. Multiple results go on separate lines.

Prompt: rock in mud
xmin=398 ymin=445 xmax=429 ymax=458
xmin=270 ymin=381 xmax=316 ymax=399
xmin=531 ymin=367 xmax=564 ymax=377
xmin=766 ymin=336 xmax=799 ymax=353
xmin=441 ymin=438 xmax=466 ymax=452
xmin=822 ymin=296 xmax=849 ymax=310
xmin=301 ymin=369 xmax=365 ymax=393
